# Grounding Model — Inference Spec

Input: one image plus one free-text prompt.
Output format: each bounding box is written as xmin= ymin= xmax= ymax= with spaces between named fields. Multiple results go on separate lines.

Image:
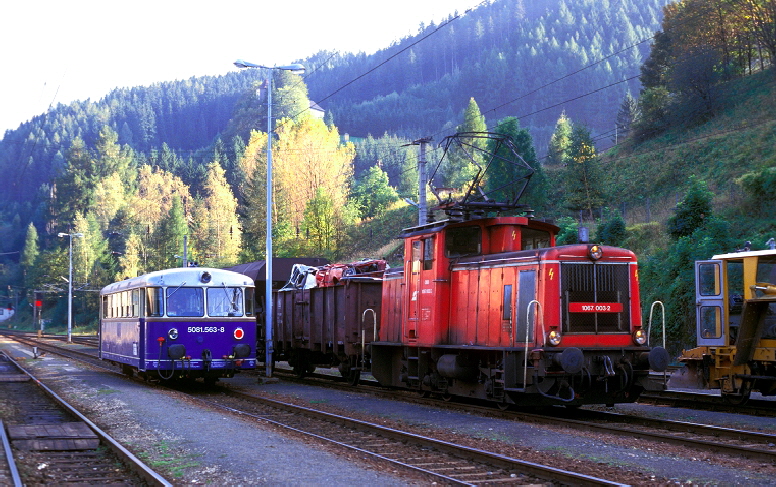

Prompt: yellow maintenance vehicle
xmin=676 ymin=248 xmax=776 ymax=403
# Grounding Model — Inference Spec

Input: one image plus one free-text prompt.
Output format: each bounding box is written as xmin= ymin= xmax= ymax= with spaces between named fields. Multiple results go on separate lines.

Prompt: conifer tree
xmin=562 ymin=124 xmax=605 ymax=220
xmin=21 ymin=222 xmax=39 ymax=287
xmin=546 ymin=112 xmax=572 ymax=166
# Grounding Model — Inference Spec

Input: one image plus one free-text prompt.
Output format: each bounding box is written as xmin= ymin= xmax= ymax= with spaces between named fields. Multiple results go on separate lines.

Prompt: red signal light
xmin=234 ymin=327 xmax=245 ymax=340
xmin=34 ymin=300 xmax=42 ymax=307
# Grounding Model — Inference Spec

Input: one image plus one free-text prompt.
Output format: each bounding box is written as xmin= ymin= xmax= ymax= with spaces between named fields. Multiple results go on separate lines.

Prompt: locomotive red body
xmin=269 ymin=132 xmax=668 ymax=407
xmin=371 ymin=216 xmax=668 ymax=407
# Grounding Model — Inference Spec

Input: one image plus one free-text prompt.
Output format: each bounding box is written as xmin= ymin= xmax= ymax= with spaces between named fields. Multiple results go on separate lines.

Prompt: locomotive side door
xmin=696 ymin=260 xmax=726 ymax=347
xmin=405 ymin=239 xmax=422 ymax=341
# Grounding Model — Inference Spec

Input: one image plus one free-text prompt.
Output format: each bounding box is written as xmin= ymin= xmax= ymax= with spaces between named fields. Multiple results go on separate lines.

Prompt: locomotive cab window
xmin=207 ymin=287 xmax=245 ymax=317
xmin=445 ymin=226 xmax=481 ymax=258
xmin=423 ymin=237 xmax=435 ymax=270
xmin=521 ymin=228 xmax=551 ymax=250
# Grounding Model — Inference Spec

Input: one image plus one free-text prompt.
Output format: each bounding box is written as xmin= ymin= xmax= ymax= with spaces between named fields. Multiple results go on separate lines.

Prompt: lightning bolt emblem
xmin=549 ymin=268 xmax=554 ymax=280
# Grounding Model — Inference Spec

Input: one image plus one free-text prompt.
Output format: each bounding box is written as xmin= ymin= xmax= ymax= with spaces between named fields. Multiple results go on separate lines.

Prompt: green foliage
xmin=640 ymin=216 xmax=733 ymax=353
xmin=562 ymin=123 xmax=605 ymax=219
xmin=21 ymin=222 xmax=39 ymax=283
xmin=555 ymin=216 xmax=579 ymax=246
xmin=596 ymin=211 xmax=627 ymax=247
xmin=487 ymin=117 xmax=547 ymax=211
xmin=666 ymin=176 xmax=713 ymax=240
xmin=351 ymin=165 xmax=400 ymax=219
xmin=546 ymin=112 xmax=572 ymax=166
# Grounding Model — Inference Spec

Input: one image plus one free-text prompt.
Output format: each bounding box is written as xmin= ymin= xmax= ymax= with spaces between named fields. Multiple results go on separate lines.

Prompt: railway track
xmin=189 ymin=388 xmax=624 ymax=486
xmin=11 ymin=332 xmax=776 ymax=483
xmin=639 ymin=389 xmax=776 ymax=417
xmin=269 ymin=367 xmax=776 ymax=463
xmin=0 ymin=351 xmax=170 ymax=486
xmin=3 ymin=332 xmax=630 ymax=485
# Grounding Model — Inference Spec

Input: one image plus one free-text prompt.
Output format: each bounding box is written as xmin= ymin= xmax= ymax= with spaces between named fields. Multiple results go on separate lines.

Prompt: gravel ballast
xmin=2 ymin=337 xmax=775 ymax=485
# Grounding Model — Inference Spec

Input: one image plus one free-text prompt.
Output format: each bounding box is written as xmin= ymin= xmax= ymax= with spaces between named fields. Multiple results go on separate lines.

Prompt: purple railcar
xmin=99 ymin=267 xmax=256 ymax=384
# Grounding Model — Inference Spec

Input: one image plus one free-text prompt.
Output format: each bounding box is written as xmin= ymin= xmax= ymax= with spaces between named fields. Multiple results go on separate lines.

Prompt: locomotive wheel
xmin=441 ymin=393 xmax=454 ymax=402
xmin=496 ymin=402 xmax=511 ymax=411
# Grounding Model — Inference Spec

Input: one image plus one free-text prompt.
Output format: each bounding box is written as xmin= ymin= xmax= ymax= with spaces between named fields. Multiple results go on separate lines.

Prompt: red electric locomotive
xmin=371 ymin=216 xmax=669 ymax=407
xmin=270 ymin=132 xmax=669 ymax=407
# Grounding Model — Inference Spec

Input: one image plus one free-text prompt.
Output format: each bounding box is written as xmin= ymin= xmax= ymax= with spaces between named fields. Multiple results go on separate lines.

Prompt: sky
xmin=2 ymin=0 xmax=479 ymax=136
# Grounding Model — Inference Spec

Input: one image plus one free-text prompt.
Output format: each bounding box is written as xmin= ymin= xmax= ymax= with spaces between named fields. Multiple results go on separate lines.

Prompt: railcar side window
xmin=245 ymin=290 xmax=255 ymax=316
xmin=208 ymin=287 xmax=244 ymax=317
xmin=166 ymin=287 xmax=204 ymax=317
xmin=146 ymin=288 xmax=163 ymax=317
xmin=445 ymin=226 xmax=481 ymax=258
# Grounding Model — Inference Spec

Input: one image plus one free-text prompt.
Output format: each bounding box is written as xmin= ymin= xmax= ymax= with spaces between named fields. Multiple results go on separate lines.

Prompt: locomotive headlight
xmin=234 ymin=327 xmax=245 ymax=340
xmin=547 ymin=329 xmax=562 ymax=346
xmin=168 ymin=328 xmax=179 ymax=340
xmin=588 ymin=244 xmax=603 ymax=261
xmin=632 ymin=328 xmax=647 ymax=345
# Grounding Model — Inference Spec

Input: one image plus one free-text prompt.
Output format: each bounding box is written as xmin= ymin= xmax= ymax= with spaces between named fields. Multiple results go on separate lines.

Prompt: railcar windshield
xmin=207 ymin=287 xmax=246 ymax=317
xmin=166 ymin=287 xmax=204 ymax=317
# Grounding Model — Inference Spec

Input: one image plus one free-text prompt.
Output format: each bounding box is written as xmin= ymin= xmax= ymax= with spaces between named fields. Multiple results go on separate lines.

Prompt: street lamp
xmin=58 ymin=232 xmax=84 ymax=343
xmin=233 ymin=59 xmax=305 ymax=378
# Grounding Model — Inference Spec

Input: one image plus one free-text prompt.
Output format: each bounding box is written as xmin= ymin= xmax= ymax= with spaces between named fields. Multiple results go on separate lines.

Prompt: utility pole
xmin=412 ymin=137 xmax=432 ymax=225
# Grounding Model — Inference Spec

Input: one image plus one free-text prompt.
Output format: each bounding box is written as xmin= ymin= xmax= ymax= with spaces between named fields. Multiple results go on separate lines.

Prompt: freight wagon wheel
xmin=347 ymin=369 xmax=361 ymax=386
xmin=441 ymin=393 xmax=454 ymax=402
xmin=293 ymin=363 xmax=309 ymax=379
xmin=496 ymin=402 xmax=511 ymax=411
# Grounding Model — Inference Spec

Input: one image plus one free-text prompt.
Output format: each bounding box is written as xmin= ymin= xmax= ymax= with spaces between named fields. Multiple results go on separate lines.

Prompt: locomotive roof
xmin=398 ymin=216 xmax=559 ymax=239
xmin=100 ymin=267 xmax=253 ymax=295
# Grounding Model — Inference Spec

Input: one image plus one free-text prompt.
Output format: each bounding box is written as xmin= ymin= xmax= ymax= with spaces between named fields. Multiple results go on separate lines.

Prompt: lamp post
xmin=58 ymin=232 xmax=83 ymax=343
xmin=234 ymin=59 xmax=305 ymax=378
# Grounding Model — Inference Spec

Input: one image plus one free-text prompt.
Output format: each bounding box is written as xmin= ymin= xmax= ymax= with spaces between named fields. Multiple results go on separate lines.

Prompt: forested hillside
xmin=0 ymin=0 xmax=669 ymax=211
xmin=1 ymin=0 xmax=774 ymax=349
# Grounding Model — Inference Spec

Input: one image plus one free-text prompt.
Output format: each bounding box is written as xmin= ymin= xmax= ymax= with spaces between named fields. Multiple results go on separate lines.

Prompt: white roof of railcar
xmin=100 ymin=267 xmax=253 ymax=295
xmin=712 ymin=249 xmax=776 ymax=260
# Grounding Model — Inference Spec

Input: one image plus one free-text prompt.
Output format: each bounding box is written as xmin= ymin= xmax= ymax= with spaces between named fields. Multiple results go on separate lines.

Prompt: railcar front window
xmin=166 ymin=287 xmax=204 ymax=317
xmin=146 ymin=288 xmax=163 ymax=317
xmin=208 ymin=287 xmax=244 ymax=317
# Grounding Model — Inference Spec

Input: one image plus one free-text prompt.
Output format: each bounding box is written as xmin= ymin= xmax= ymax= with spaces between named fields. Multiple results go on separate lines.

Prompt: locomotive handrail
xmin=648 ymin=300 xmax=668 ymax=386
xmin=647 ymin=301 xmax=666 ymax=349
xmin=524 ymin=300 xmax=542 ymax=390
